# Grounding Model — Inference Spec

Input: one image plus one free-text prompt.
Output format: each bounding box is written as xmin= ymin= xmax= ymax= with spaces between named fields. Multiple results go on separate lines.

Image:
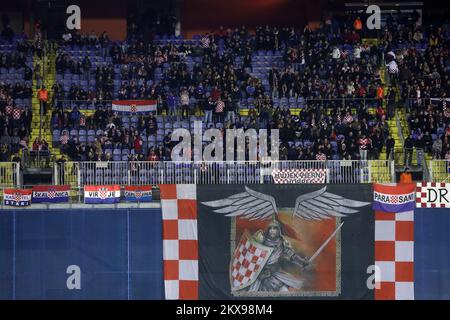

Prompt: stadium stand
xmin=48 ymin=20 xmax=393 ymax=163
xmin=0 ymin=38 xmax=33 ymax=162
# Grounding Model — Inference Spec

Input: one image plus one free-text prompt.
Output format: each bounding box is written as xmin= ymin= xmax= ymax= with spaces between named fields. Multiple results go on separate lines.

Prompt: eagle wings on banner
xmin=201 ymin=186 xmax=369 ymax=221
xmin=201 ymin=186 xmax=370 ymax=293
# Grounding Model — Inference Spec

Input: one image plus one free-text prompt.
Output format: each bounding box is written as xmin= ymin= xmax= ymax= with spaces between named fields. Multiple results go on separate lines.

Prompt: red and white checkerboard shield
xmin=14 ymin=192 xmax=22 ymax=203
xmin=99 ymin=188 xmax=108 ymax=199
xmin=230 ymin=232 xmax=273 ymax=291
xmin=48 ymin=188 xmax=56 ymax=199
xmin=134 ymin=190 xmax=142 ymax=199
xmin=130 ymin=104 xmax=137 ymax=113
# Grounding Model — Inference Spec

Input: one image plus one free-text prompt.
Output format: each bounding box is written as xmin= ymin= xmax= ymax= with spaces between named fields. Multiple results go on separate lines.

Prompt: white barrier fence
xmin=429 ymin=160 xmax=450 ymax=182
xmin=0 ymin=162 xmax=21 ymax=188
xmin=55 ymin=160 xmax=395 ymax=187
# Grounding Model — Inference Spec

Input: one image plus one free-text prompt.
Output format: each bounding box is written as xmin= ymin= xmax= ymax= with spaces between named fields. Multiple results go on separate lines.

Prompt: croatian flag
xmin=84 ymin=185 xmax=121 ymax=204
xmin=111 ymin=100 xmax=157 ymax=113
xmin=3 ymin=189 xmax=32 ymax=206
xmin=373 ymin=183 xmax=416 ymax=300
xmin=124 ymin=185 xmax=152 ymax=202
xmin=32 ymin=185 xmax=70 ymax=203
xmin=373 ymin=183 xmax=416 ymax=212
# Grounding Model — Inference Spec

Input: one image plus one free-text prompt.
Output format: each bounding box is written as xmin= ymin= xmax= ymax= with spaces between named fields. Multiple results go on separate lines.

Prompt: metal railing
xmin=53 ymin=97 xmax=381 ymax=111
xmin=403 ymin=97 xmax=449 ymax=111
xmin=0 ymin=162 xmax=21 ymax=188
xmin=54 ymin=160 xmax=394 ymax=187
xmin=429 ymin=160 xmax=450 ymax=182
xmin=22 ymin=149 xmax=54 ymax=169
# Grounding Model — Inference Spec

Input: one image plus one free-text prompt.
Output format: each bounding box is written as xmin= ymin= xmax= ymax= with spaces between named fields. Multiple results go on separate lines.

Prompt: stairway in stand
xmin=29 ymin=42 xmax=60 ymax=161
xmin=29 ymin=51 xmax=45 ymax=150
xmin=44 ymin=44 xmax=60 ymax=160
xmin=383 ymin=62 xmax=403 ymax=163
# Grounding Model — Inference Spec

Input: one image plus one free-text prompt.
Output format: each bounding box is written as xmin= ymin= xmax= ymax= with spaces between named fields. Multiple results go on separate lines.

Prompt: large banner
xmin=271 ymin=169 xmax=327 ymax=184
xmin=3 ymin=189 xmax=32 ymax=206
xmin=416 ymin=182 xmax=450 ymax=208
xmin=112 ymin=100 xmax=157 ymax=113
xmin=160 ymin=184 xmax=373 ymax=300
xmin=32 ymin=185 xmax=70 ymax=203
xmin=84 ymin=185 xmax=121 ymax=204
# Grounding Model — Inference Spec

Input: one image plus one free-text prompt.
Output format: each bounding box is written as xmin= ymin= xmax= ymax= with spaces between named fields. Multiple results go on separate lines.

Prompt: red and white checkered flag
xmin=159 ymin=184 xmax=198 ymax=300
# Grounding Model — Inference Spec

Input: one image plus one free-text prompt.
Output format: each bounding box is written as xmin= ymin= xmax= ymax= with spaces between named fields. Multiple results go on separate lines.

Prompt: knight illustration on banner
xmin=234 ymin=218 xmax=311 ymax=292
xmin=201 ymin=186 xmax=369 ymax=296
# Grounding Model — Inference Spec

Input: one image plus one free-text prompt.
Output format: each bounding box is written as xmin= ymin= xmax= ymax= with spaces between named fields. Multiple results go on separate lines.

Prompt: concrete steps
xmin=28 ymin=44 xmax=61 ymax=162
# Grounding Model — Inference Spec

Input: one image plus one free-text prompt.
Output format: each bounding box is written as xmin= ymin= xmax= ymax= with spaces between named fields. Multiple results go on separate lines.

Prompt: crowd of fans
xmin=3 ymin=10 xmax=449 ymax=165
xmin=50 ymin=12 xmax=401 ymax=162
xmin=390 ymin=15 xmax=450 ymax=160
xmin=0 ymin=39 xmax=33 ymax=162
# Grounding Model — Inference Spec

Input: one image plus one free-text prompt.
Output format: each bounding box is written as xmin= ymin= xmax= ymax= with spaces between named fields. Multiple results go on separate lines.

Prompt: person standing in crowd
xmin=376 ymin=83 xmax=384 ymax=108
xmin=386 ymin=135 xmax=395 ymax=161
xmin=167 ymin=91 xmax=177 ymax=117
xmin=353 ymin=16 xmax=362 ymax=34
xmin=224 ymin=95 xmax=236 ymax=125
xmin=180 ymin=88 xmax=190 ymax=120
xmin=400 ymin=167 xmax=413 ymax=183
xmin=358 ymin=134 xmax=371 ymax=160
xmin=215 ymin=97 xmax=225 ymax=123
xmin=415 ymin=134 xmax=425 ymax=166
xmin=404 ymin=134 xmax=414 ymax=166
xmin=38 ymin=85 xmax=49 ymax=115
xmin=204 ymin=96 xmax=214 ymax=124
xmin=387 ymin=87 xmax=396 ymax=119
xmin=432 ymin=138 xmax=442 ymax=159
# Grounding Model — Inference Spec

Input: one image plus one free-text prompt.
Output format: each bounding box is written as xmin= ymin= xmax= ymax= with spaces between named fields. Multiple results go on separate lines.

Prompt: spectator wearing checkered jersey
xmin=358 ymin=134 xmax=372 ymax=160
xmin=214 ymin=97 xmax=225 ymax=123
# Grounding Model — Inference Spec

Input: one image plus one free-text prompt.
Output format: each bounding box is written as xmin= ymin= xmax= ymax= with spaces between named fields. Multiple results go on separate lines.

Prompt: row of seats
xmin=0 ymin=73 xmax=31 ymax=80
